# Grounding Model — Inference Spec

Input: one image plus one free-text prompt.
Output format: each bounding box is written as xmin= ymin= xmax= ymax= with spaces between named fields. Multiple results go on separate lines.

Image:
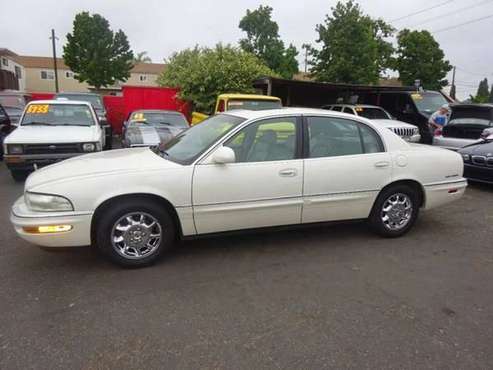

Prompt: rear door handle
xmin=279 ymin=168 xmax=297 ymax=177
xmin=374 ymin=161 xmax=390 ymax=168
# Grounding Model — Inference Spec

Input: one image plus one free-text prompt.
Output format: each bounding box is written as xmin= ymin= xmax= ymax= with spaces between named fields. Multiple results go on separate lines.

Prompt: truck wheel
xmin=11 ymin=170 xmax=29 ymax=182
xmin=95 ymin=198 xmax=176 ymax=267
xmin=368 ymin=185 xmax=420 ymax=238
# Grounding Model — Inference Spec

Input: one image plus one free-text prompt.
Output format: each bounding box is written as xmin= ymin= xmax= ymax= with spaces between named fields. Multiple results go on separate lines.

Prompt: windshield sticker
xmin=411 ymin=93 xmax=423 ymax=101
xmin=26 ymin=104 xmax=49 ymax=114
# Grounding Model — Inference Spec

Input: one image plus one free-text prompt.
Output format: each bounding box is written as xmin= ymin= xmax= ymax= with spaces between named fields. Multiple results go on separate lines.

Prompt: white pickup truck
xmin=3 ymin=100 xmax=105 ymax=181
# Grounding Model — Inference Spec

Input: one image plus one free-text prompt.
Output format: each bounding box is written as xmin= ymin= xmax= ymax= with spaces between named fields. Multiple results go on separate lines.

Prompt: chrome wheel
xmin=111 ymin=212 xmax=162 ymax=260
xmin=380 ymin=193 xmax=413 ymax=231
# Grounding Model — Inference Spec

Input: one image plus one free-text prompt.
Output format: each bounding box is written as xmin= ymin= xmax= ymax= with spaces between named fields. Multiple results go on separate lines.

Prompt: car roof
xmin=26 ymin=99 xmax=93 ymax=106
xmin=131 ymin=109 xmax=185 ymax=115
xmin=223 ymin=107 xmax=362 ymax=120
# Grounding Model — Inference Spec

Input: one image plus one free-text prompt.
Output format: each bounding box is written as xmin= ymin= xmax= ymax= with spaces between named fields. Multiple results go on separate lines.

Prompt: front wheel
xmin=95 ymin=199 xmax=176 ymax=267
xmin=368 ymin=185 xmax=420 ymax=237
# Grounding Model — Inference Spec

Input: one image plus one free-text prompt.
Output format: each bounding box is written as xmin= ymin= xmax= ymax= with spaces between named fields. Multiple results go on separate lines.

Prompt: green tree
xmin=63 ymin=12 xmax=134 ymax=90
xmin=394 ymin=29 xmax=452 ymax=90
xmin=239 ymin=5 xmax=299 ymax=79
xmin=309 ymin=0 xmax=394 ymax=84
xmin=489 ymin=84 xmax=493 ymax=103
xmin=158 ymin=44 xmax=276 ymax=114
xmin=470 ymin=78 xmax=490 ymax=103
xmin=133 ymin=51 xmax=152 ymax=63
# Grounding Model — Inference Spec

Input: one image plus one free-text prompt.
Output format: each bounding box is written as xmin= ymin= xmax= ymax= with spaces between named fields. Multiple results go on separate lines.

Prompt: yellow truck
xmin=191 ymin=93 xmax=282 ymax=125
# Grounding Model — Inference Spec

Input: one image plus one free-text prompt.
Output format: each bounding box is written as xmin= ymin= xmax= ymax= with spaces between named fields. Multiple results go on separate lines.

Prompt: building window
xmin=2 ymin=58 xmax=8 ymax=67
xmin=40 ymin=70 xmax=55 ymax=80
xmin=65 ymin=71 xmax=74 ymax=79
xmin=15 ymin=66 xmax=22 ymax=79
xmin=139 ymin=74 xmax=147 ymax=82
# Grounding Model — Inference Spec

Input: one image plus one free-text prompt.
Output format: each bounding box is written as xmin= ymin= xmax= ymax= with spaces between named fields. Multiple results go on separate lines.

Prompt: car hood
xmin=4 ymin=125 xmax=99 ymax=144
xmin=126 ymin=125 xmax=184 ymax=146
xmin=25 ymin=147 xmax=180 ymax=190
xmin=372 ymin=119 xmax=416 ymax=129
xmin=458 ymin=140 xmax=493 ymax=155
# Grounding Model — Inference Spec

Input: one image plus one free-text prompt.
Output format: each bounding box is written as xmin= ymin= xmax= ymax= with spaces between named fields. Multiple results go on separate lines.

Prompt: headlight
xmin=8 ymin=144 xmax=23 ymax=154
xmin=25 ymin=192 xmax=74 ymax=212
xmin=461 ymin=154 xmax=470 ymax=162
xmin=82 ymin=142 xmax=99 ymax=152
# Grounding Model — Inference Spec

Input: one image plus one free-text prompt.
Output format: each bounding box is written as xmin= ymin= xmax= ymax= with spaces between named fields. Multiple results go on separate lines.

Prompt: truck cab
xmin=191 ymin=94 xmax=282 ymax=125
xmin=3 ymin=100 xmax=105 ymax=181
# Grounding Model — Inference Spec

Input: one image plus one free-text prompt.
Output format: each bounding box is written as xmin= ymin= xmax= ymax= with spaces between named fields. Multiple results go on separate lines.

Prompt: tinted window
xmin=343 ymin=107 xmax=355 ymax=115
xmin=357 ymin=107 xmax=390 ymax=119
xmin=225 ymin=117 xmax=297 ymax=162
xmin=332 ymin=106 xmax=343 ymax=112
xmin=307 ymin=117 xmax=383 ymax=158
xmin=411 ymin=92 xmax=448 ymax=115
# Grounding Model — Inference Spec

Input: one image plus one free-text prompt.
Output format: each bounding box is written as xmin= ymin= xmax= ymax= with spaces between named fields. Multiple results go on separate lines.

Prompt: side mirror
xmin=212 ymin=146 xmax=235 ymax=164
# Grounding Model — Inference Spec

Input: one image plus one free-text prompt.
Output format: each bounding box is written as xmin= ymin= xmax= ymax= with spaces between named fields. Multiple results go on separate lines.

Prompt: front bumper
xmin=463 ymin=163 xmax=493 ymax=184
xmin=10 ymin=196 xmax=93 ymax=247
xmin=4 ymin=153 xmax=86 ymax=171
xmin=433 ymin=136 xmax=481 ymax=151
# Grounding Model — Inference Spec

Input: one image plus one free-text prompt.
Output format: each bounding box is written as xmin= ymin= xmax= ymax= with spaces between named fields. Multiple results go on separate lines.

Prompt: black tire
xmin=95 ymin=198 xmax=176 ymax=267
xmin=11 ymin=170 xmax=29 ymax=182
xmin=368 ymin=185 xmax=420 ymax=238
xmin=104 ymin=126 xmax=113 ymax=150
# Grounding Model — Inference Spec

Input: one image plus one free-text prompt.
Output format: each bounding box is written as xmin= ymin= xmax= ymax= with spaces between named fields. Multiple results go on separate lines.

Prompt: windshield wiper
xmin=23 ymin=122 xmax=53 ymax=126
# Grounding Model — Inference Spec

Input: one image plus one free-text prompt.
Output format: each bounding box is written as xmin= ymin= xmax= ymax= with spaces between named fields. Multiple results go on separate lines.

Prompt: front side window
xmin=40 ymin=70 xmax=55 ymax=80
xmin=158 ymin=114 xmax=245 ymax=165
xmin=21 ymin=104 xmax=95 ymax=127
xmin=224 ymin=117 xmax=297 ymax=162
xmin=307 ymin=116 xmax=383 ymax=158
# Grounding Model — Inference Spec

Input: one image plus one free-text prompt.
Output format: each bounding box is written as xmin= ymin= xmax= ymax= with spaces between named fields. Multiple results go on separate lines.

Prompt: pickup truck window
xmin=227 ymin=99 xmax=282 ymax=111
xmin=21 ymin=104 xmax=95 ymax=127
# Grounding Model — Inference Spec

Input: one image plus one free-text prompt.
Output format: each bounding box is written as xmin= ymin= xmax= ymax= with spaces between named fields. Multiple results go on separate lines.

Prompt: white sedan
xmin=11 ymin=108 xmax=467 ymax=267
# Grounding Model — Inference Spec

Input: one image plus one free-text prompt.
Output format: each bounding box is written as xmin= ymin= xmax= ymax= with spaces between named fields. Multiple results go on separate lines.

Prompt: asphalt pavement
xmin=1 ymin=162 xmax=493 ymax=369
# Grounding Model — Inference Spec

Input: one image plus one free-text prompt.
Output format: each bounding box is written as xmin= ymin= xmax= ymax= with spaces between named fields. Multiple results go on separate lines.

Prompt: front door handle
xmin=374 ymin=161 xmax=390 ymax=168
xmin=279 ymin=168 xmax=297 ymax=177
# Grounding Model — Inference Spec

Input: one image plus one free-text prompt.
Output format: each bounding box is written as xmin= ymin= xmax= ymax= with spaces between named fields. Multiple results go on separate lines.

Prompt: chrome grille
xmin=24 ymin=143 xmax=81 ymax=154
xmin=390 ymin=127 xmax=418 ymax=138
xmin=471 ymin=155 xmax=493 ymax=167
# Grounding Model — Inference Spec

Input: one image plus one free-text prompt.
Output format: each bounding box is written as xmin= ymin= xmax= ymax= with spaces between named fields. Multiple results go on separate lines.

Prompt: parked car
xmin=0 ymin=90 xmax=32 ymax=125
xmin=434 ymin=104 xmax=493 ymax=150
xmin=3 ymin=100 xmax=105 ymax=181
xmin=54 ymin=92 xmax=112 ymax=149
xmin=122 ymin=110 xmax=188 ymax=148
xmin=458 ymin=129 xmax=493 ymax=184
xmin=10 ymin=108 xmax=466 ymax=267
xmin=0 ymin=104 xmax=15 ymax=160
xmin=323 ymin=104 xmax=421 ymax=142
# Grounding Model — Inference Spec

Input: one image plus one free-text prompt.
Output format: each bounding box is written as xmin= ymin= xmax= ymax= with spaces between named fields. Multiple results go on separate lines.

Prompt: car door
xmin=192 ymin=116 xmax=303 ymax=234
xmin=302 ymin=115 xmax=392 ymax=223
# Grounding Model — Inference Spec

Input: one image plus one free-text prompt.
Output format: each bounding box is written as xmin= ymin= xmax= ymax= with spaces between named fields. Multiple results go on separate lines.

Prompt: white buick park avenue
xmin=10 ymin=108 xmax=467 ymax=267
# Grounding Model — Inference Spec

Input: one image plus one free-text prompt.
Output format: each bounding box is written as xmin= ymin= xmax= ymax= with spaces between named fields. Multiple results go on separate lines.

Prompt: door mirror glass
xmin=212 ymin=146 xmax=236 ymax=164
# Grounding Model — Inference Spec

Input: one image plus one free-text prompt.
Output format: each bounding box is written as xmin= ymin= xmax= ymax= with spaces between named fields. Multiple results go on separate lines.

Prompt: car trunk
xmin=443 ymin=106 xmax=493 ymax=139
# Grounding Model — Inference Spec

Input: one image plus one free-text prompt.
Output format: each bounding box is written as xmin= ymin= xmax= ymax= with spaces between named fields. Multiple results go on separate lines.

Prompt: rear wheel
xmin=95 ymin=199 xmax=176 ymax=267
xmin=369 ymin=185 xmax=420 ymax=237
xmin=11 ymin=170 xmax=29 ymax=182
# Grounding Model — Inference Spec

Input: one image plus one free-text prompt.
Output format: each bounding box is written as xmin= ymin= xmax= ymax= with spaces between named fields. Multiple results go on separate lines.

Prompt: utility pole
xmin=301 ymin=43 xmax=310 ymax=74
xmin=50 ymin=29 xmax=59 ymax=93
xmin=450 ymin=66 xmax=457 ymax=100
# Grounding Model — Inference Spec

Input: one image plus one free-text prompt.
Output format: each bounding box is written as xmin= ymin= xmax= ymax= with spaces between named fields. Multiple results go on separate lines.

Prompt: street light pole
xmin=50 ymin=29 xmax=59 ymax=93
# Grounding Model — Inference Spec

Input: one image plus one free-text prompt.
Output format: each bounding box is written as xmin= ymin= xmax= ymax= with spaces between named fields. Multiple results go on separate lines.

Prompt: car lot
xmin=1 ymin=160 xmax=493 ymax=369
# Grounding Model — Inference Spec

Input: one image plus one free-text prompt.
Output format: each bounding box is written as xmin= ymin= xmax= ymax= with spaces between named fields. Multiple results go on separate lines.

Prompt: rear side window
xmin=343 ymin=107 xmax=355 ymax=115
xmin=332 ymin=106 xmax=342 ymax=112
xmin=306 ymin=116 xmax=384 ymax=158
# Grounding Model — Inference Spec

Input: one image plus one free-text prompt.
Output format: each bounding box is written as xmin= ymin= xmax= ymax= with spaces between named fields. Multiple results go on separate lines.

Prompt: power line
xmin=390 ymin=0 xmax=455 ymax=22
xmin=431 ymin=13 xmax=493 ymax=33
xmin=407 ymin=0 xmax=493 ymax=28
xmin=456 ymin=66 xmax=493 ymax=77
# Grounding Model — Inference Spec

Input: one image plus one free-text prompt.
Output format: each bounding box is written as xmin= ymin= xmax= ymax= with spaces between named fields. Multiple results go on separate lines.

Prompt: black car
xmin=122 ymin=110 xmax=189 ymax=148
xmin=0 ymin=104 xmax=15 ymax=160
xmin=458 ymin=131 xmax=493 ymax=184
xmin=54 ymin=92 xmax=112 ymax=149
xmin=0 ymin=91 xmax=31 ymax=126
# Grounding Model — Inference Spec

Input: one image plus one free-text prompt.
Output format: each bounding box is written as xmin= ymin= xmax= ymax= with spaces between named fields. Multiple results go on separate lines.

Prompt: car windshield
xmin=56 ymin=94 xmax=104 ymax=109
xmin=356 ymin=107 xmax=390 ymax=119
xmin=156 ymin=114 xmax=246 ymax=164
xmin=227 ymin=99 xmax=282 ymax=111
xmin=21 ymin=104 xmax=95 ymax=126
xmin=129 ymin=112 xmax=188 ymax=128
xmin=411 ymin=92 xmax=449 ymax=114
xmin=0 ymin=95 xmax=25 ymax=109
